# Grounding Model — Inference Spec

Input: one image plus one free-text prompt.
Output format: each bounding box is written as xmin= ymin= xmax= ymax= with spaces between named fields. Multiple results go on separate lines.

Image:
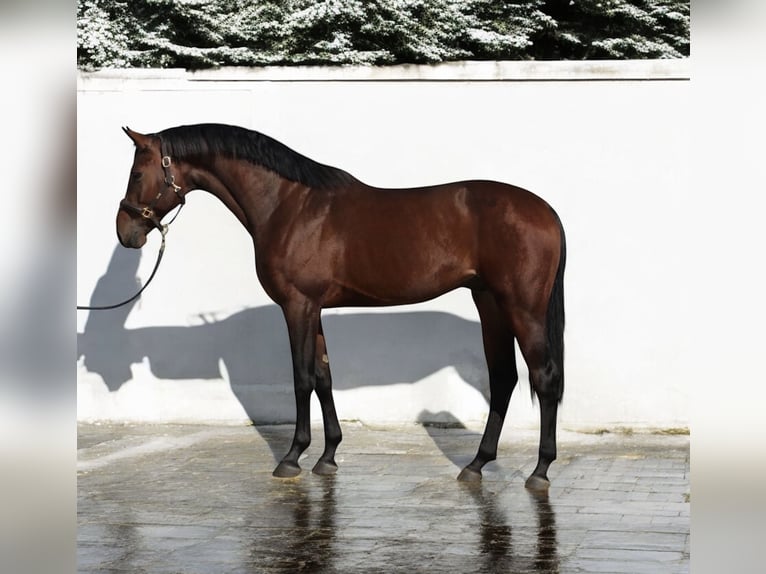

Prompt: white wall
xmin=77 ymin=60 xmax=690 ymax=431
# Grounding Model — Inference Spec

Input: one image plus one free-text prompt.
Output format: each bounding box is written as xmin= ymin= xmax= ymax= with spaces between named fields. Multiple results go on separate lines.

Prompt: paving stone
xmin=78 ymin=423 xmax=689 ymax=573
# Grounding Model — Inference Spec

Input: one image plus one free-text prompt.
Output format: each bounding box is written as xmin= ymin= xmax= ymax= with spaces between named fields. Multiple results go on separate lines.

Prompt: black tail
xmin=545 ymin=210 xmax=566 ymax=402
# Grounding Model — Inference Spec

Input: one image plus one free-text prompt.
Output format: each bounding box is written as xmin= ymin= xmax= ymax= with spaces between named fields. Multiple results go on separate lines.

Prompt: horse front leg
xmin=312 ymin=319 xmax=343 ymax=475
xmin=273 ymin=299 xmax=321 ymax=478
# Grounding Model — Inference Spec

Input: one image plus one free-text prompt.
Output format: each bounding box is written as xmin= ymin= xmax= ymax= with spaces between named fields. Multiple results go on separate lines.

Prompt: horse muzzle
xmin=117 ymin=199 xmax=168 ymax=248
xmin=117 ymin=226 xmax=147 ymax=249
xmin=116 ymin=210 xmax=149 ymax=249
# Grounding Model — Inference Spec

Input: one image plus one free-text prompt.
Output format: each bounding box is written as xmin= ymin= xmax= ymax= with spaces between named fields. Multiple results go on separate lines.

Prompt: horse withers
xmin=115 ymin=123 xmax=566 ymax=491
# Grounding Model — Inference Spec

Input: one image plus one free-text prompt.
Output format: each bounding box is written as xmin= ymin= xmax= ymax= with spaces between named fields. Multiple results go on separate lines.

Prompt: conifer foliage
xmin=77 ymin=0 xmax=689 ymax=70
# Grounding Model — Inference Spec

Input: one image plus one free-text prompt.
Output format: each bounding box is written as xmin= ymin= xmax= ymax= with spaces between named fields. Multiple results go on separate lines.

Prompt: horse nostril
xmin=117 ymin=229 xmax=129 ymax=248
xmin=117 ymin=227 xmax=146 ymax=249
xmin=133 ymin=232 xmax=147 ymax=248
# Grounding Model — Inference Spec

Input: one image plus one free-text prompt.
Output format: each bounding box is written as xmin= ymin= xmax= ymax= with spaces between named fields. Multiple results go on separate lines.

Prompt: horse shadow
xmin=78 ymin=246 xmax=490 ymax=426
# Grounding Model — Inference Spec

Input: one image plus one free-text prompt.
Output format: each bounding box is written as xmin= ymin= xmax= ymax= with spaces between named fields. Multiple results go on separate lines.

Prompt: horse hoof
xmin=312 ymin=460 xmax=338 ymax=476
xmin=457 ymin=467 xmax=482 ymax=482
xmin=524 ymin=475 xmax=550 ymax=492
xmin=272 ymin=461 xmax=302 ymax=478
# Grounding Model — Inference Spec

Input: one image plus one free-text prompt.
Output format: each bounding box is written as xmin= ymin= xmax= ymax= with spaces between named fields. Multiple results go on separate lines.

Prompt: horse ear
xmin=122 ymin=126 xmax=149 ymax=148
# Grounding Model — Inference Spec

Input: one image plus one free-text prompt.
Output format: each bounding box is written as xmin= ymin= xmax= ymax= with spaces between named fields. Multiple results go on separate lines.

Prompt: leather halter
xmin=119 ymin=138 xmax=185 ymax=231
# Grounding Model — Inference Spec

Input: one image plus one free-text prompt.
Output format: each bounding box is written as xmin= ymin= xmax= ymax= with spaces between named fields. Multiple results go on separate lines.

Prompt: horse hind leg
xmin=458 ymin=289 xmax=518 ymax=481
xmin=312 ymin=320 xmax=343 ymax=475
xmin=511 ymin=311 xmax=563 ymax=492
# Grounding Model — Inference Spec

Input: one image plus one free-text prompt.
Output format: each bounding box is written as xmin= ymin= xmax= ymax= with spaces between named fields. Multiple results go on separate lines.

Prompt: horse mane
xmin=156 ymin=123 xmax=358 ymax=189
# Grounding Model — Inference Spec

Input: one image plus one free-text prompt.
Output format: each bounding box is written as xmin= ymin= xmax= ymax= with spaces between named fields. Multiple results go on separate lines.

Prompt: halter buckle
xmin=165 ymin=173 xmax=181 ymax=191
xmin=161 ymin=156 xmax=172 ymax=168
xmin=141 ymin=206 xmax=155 ymax=219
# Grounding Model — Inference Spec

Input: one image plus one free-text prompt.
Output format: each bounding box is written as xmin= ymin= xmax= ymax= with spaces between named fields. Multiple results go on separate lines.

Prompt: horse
xmin=116 ymin=123 xmax=566 ymax=491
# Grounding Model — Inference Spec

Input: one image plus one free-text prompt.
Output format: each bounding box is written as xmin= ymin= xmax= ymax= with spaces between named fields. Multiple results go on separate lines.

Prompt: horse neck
xmin=187 ymin=156 xmax=295 ymax=235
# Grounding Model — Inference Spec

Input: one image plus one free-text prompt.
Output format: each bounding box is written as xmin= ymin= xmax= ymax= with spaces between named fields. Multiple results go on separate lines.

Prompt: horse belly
xmin=331 ymin=224 xmax=478 ymax=307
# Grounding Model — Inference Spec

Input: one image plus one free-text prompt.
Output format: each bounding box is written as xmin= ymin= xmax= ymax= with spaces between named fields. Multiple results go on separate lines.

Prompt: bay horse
xmin=116 ymin=123 xmax=566 ymax=491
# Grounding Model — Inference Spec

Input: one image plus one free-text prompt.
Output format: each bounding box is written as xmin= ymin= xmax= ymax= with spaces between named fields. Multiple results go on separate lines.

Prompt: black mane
xmin=156 ymin=123 xmax=358 ymax=189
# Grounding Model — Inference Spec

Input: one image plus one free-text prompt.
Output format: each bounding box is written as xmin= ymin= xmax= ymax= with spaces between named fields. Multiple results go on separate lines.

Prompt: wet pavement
xmin=78 ymin=423 xmax=689 ymax=573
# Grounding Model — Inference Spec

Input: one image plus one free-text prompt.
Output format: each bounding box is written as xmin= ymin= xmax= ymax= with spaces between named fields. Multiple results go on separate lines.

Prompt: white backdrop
xmin=77 ymin=60 xmax=689 ymax=431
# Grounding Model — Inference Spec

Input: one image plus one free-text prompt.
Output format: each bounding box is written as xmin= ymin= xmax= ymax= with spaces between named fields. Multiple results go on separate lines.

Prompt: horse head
xmin=117 ymin=127 xmax=186 ymax=248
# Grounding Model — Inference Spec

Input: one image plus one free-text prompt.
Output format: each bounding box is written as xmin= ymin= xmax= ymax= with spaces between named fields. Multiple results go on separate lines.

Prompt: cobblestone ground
xmin=78 ymin=423 xmax=689 ymax=573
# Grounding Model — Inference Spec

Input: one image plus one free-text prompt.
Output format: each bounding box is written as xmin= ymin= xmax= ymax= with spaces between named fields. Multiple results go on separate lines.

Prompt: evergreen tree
xmin=77 ymin=0 xmax=690 ymax=70
xmin=280 ymin=0 xmax=478 ymax=64
xmin=77 ymin=0 xmax=132 ymax=68
xmin=531 ymin=0 xmax=690 ymax=59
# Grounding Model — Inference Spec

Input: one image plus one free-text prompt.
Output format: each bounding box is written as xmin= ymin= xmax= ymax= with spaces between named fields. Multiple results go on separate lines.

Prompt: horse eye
xmin=131 ymin=171 xmax=143 ymax=182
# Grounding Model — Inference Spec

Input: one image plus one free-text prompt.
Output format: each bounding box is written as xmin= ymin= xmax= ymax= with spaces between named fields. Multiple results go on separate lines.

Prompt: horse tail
xmin=545 ymin=208 xmax=566 ymax=402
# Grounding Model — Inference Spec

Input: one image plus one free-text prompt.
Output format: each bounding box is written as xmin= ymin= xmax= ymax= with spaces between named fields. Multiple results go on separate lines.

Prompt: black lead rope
xmin=76 ymin=201 xmax=185 ymax=311
xmin=76 ymin=225 xmax=168 ymax=311
xmin=78 ymin=140 xmax=185 ymax=312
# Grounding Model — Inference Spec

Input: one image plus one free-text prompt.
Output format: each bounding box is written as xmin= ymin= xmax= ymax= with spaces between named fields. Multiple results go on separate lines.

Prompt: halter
xmin=76 ymin=139 xmax=185 ymax=311
xmin=118 ymin=139 xmax=186 ymax=232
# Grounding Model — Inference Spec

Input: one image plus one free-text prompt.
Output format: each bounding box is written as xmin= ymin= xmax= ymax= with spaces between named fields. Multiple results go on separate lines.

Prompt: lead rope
xmin=77 ymin=142 xmax=184 ymax=311
xmin=76 ymin=225 xmax=168 ymax=311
